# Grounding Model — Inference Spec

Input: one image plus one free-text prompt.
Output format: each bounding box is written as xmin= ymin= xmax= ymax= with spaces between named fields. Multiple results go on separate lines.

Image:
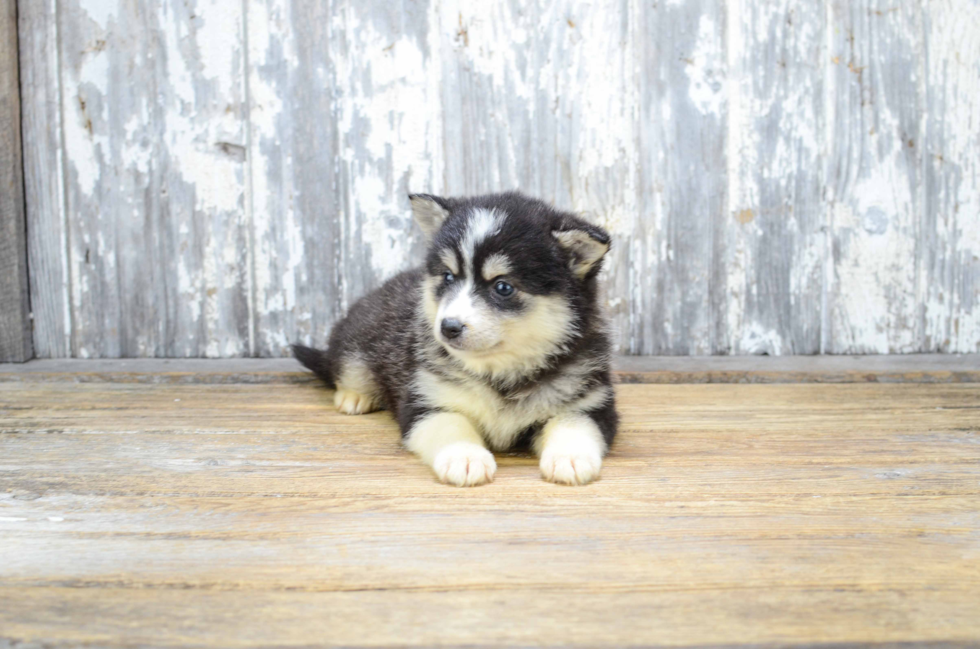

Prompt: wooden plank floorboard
xmin=1 ymin=379 xmax=979 ymax=647
xmin=2 ymin=354 xmax=979 ymax=384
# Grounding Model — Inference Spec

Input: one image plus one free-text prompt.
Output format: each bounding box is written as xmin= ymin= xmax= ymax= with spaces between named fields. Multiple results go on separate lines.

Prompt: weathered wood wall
xmin=0 ymin=0 xmax=32 ymax=362
xmin=17 ymin=0 xmax=980 ymax=358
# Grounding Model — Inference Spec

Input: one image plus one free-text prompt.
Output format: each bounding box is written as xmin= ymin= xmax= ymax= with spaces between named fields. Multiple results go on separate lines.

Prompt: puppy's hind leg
xmin=333 ymin=356 xmax=381 ymax=415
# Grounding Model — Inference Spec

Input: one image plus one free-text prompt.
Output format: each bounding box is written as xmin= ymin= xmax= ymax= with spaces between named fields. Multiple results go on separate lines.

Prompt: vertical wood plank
xmin=632 ymin=0 xmax=728 ymax=354
xmin=329 ymin=0 xmax=442 ymax=325
xmin=246 ymin=0 xmax=342 ymax=356
xmin=825 ymin=0 xmax=925 ymax=353
xmin=56 ymin=0 xmax=251 ymax=357
xmin=19 ymin=0 xmax=71 ymax=358
xmin=249 ymin=0 xmax=443 ymax=356
xmin=922 ymin=0 xmax=980 ymax=353
xmin=436 ymin=0 xmax=549 ymax=197
xmin=546 ymin=0 xmax=637 ymax=354
xmin=723 ymin=0 xmax=825 ymax=355
xmin=0 ymin=0 xmax=33 ymax=362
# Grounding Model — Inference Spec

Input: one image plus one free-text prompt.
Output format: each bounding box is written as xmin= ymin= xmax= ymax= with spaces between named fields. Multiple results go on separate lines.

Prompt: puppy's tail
xmin=291 ymin=344 xmax=336 ymax=389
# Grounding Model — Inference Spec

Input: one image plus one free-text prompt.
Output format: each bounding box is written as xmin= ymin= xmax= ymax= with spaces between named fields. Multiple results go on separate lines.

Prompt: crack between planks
xmin=241 ymin=0 xmax=258 ymax=358
xmin=53 ymin=0 xmax=74 ymax=358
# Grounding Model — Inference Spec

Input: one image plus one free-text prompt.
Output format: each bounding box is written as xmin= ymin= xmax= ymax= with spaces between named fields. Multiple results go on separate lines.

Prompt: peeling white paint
xmin=739 ymin=323 xmax=784 ymax=356
xmin=246 ymin=0 xmax=301 ymax=355
xmin=22 ymin=0 xmax=980 ymax=357
xmin=923 ymin=0 xmax=980 ymax=352
xmin=80 ymin=0 xmax=114 ymax=30
xmin=62 ymin=39 xmax=108 ymax=198
xmin=334 ymin=11 xmax=442 ymax=290
xmin=445 ymin=2 xmax=533 ymax=102
xmin=724 ymin=0 xmax=748 ymax=351
xmin=687 ymin=14 xmax=726 ymax=116
xmin=161 ymin=19 xmax=245 ymax=217
xmin=825 ymin=1 xmax=925 ymax=354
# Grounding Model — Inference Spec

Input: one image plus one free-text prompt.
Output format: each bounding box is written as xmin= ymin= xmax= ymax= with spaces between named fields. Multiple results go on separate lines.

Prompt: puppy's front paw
xmin=432 ymin=442 xmax=497 ymax=487
xmin=540 ymin=449 xmax=602 ymax=486
xmin=333 ymin=389 xmax=376 ymax=415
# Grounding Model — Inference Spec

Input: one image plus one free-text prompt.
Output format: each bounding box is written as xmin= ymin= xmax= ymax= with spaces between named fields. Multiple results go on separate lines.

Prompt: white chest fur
xmin=413 ymin=368 xmax=611 ymax=450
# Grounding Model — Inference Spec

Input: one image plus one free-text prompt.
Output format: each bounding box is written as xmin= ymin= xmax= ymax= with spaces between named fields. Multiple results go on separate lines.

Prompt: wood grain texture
xmin=922 ymin=0 xmax=980 ymax=354
xmin=0 ymin=0 xmax=32 ymax=362
xmin=825 ymin=0 xmax=925 ymax=353
xmin=1 ymin=378 xmax=979 ymax=647
xmin=47 ymin=0 xmax=252 ymax=358
xmin=18 ymin=0 xmax=71 ymax=359
xmin=247 ymin=0 xmax=341 ymax=356
xmin=725 ymin=0 xmax=825 ymax=355
xmin=630 ymin=0 xmax=724 ymax=354
xmin=17 ymin=0 xmax=980 ymax=357
xmin=330 ymin=0 xmax=438 ymax=314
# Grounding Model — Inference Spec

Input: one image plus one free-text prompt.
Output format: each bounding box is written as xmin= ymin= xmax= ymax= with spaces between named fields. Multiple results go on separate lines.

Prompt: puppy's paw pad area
xmin=540 ymin=452 xmax=602 ymax=486
xmin=433 ymin=442 xmax=497 ymax=487
xmin=333 ymin=389 xmax=376 ymax=415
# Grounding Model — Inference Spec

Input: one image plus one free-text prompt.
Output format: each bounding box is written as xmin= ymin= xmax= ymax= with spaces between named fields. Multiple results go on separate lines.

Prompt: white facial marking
xmin=405 ymin=411 xmax=496 ymax=487
xmin=428 ymin=209 xmax=510 ymax=355
xmin=443 ymin=293 xmax=576 ymax=381
xmin=436 ymin=278 xmax=501 ymax=351
xmin=461 ymin=208 xmax=505 ymax=271
xmin=535 ymin=413 xmax=606 ymax=486
xmin=481 ymin=253 xmax=512 ymax=281
xmin=427 ymin=207 xmax=580 ymax=379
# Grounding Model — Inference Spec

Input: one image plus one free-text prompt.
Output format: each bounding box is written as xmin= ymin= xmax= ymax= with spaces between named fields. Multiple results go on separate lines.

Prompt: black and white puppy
xmin=293 ymin=191 xmax=617 ymax=486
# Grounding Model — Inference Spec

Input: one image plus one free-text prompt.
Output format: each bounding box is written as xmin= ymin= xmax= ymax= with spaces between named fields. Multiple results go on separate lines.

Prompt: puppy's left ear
xmin=409 ymin=193 xmax=452 ymax=239
xmin=552 ymin=221 xmax=611 ymax=279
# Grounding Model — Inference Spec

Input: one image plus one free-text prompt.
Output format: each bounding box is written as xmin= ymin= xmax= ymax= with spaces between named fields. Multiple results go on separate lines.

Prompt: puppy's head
xmin=410 ymin=191 xmax=610 ymax=378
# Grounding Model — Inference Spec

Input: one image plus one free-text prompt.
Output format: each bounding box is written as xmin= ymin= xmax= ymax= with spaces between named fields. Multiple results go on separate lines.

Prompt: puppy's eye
xmin=443 ymin=271 xmax=455 ymax=284
xmin=494 ymin=281 xmax=514 ymax=297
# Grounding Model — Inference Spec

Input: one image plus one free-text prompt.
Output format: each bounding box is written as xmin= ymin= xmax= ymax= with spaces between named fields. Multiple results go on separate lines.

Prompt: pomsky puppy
xmin=293 ymin=191 xmax=617 ymax=486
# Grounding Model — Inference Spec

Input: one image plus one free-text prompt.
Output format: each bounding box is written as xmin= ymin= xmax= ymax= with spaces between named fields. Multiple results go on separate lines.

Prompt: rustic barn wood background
xmin=1 ymin=0 xmax=31 ymax=363
xmin=17 ymin=0 xmax=980 ymax=358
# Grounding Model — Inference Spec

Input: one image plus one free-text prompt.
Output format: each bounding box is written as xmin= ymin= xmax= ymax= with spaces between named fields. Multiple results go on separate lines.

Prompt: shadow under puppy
xmin=293 ymin=191 xmax=618 ymax=486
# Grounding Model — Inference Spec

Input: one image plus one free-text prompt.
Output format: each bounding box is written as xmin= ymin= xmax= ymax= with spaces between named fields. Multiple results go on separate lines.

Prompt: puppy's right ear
xmin=409 ymin=194 xmax=452 ymax=239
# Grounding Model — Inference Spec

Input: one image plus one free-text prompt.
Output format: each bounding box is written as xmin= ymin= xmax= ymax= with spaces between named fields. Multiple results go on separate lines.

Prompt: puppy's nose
xmin=440 ymin=318 xmax=464 ymax=340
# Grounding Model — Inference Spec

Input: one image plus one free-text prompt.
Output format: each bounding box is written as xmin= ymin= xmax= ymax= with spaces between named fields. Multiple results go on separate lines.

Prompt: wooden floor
xmin=1 ymin=361 xmax=979 ymax=647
